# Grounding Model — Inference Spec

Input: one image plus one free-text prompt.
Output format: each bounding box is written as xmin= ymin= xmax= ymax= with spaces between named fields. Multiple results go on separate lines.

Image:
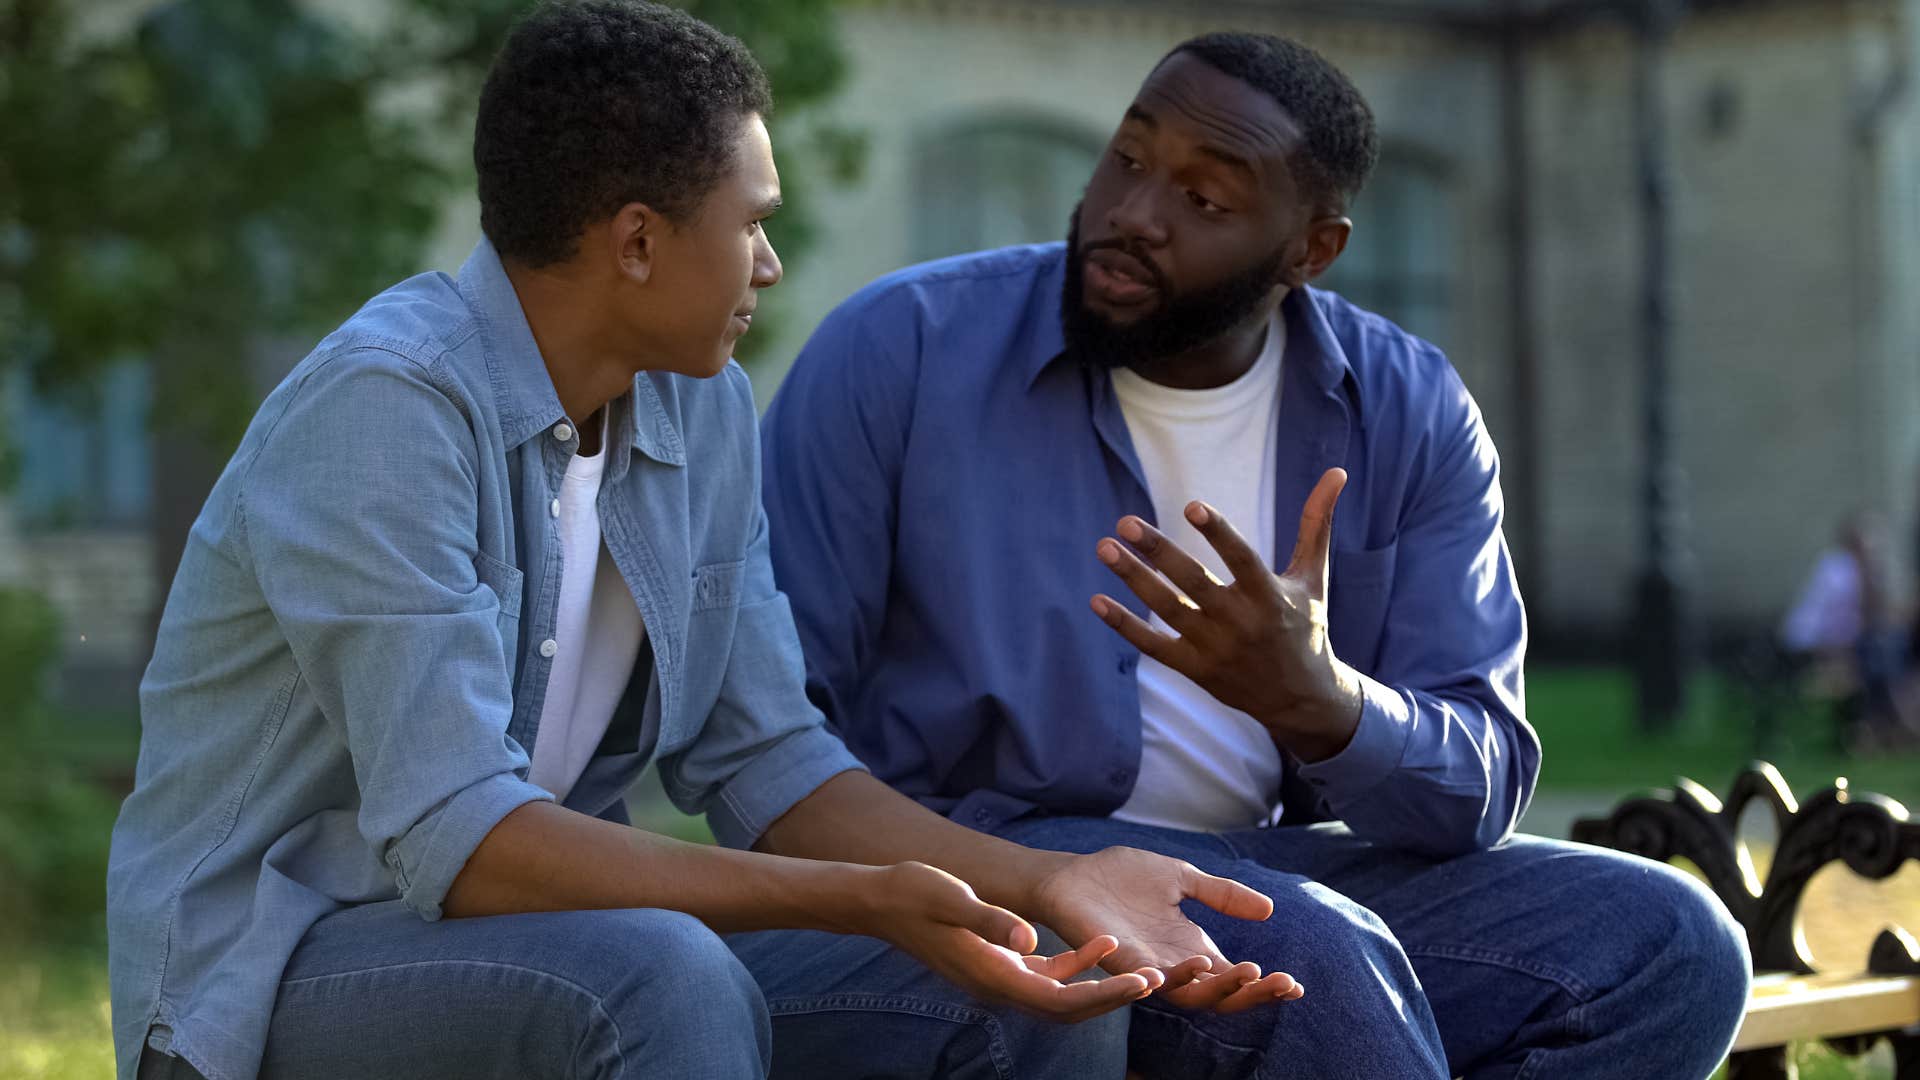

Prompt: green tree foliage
xmin=0 ymin=0 xmax=856 ymax=452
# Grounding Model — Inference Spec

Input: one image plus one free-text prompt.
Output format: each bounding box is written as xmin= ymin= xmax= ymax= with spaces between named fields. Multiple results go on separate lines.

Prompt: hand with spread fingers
xmin=1031 ymin=845 xmax=1306 ymax=1013
xmin=1091 ymin=467 xmax=1366 ymax=764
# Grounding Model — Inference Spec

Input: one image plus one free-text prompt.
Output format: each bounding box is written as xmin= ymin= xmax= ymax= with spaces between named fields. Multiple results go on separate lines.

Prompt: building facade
xmin=9 ymin=0 xmax=1920 ymax=701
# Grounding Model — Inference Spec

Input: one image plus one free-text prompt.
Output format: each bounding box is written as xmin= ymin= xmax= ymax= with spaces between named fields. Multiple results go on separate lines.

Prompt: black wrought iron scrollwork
xmin=1572 ymin=762 xmax=1920 ymax=1080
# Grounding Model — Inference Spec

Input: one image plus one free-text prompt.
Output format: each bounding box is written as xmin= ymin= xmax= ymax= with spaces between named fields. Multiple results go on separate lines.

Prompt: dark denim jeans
xmin=986 ymin=817 xmax=1751 ymax=1080
xmin=229 ymin=897 xmax=1124 ymax=1079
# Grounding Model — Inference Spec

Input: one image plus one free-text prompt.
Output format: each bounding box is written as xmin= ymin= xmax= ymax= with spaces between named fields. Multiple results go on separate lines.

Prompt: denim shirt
xmin=106 ymin=241 xmax=863 ymax=1080
xmin=760 ymin=243 xmax=1536 ymax=860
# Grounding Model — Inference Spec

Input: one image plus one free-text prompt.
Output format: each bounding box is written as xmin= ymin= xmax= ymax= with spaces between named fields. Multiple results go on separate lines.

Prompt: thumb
xmin=1284 ymin=468 xmax=1347 ymax=596
xmin=1183 ymin=865 xmax=1275 ymax=922
xmin=942 ymin=890 xmax=1039 ymax=954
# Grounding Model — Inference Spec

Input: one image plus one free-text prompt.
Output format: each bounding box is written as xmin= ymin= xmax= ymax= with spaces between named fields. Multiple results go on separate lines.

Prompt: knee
xmin=1580 ymin=854 xmax=1752 ymax=1022
xmin=598 ymin=909 xmax=770 ymax=1066
xmin=1646 ymin=863 xmax=1751 ymax=1012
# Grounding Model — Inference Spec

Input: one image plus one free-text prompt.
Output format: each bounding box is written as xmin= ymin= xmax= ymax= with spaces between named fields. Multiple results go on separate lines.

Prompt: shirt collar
xmin=457 ymin=239 xmax=685 ymax=468
xmin=1024 ymin=246 xmax=1360 ymax=418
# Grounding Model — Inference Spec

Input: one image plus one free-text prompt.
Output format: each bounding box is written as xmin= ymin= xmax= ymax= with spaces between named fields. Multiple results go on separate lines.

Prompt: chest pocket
xmin=1328 ymin=541 xmax=1397 ymax=674
xmin=691 ymin=559 xmax=746 ymax=612
xmin=473 ymin=551 xmax=525 ymax=657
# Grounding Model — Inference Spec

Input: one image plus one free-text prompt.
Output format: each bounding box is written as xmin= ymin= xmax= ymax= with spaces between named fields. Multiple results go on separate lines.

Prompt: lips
xmin=1084 ymin=248 xmax=1160 ymax=306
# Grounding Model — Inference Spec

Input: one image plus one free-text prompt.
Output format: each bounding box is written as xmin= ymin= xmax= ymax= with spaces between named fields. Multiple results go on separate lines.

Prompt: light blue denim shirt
xmin=106 ymin=240 xmax=864 ymax=1080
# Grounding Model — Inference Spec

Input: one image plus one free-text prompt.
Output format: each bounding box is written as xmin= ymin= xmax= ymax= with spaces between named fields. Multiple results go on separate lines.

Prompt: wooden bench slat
xmin=1730 ymin=972 xmax=1920 ymax=1052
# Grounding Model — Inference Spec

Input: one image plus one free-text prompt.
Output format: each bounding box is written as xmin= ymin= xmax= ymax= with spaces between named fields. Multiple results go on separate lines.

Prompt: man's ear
xmin=608 ymin=201 xmax=659 ymax=285
xmin=1287 ymin=216 xmax=1352 ymax=287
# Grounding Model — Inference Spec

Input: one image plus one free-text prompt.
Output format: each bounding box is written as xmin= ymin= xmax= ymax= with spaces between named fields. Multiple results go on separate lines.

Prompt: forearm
xmin=755 ymin=771 xmax=1072 ymax=920
xmin=443 ymin=799 xmax=878 ymax=932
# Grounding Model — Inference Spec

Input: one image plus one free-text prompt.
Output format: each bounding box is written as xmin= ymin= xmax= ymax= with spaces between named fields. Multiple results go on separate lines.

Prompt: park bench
xmin=1573 ymin=763 xmax=1920 ymax=1078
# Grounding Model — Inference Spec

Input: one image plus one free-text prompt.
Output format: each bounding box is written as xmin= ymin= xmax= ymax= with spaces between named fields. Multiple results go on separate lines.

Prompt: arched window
xmin=911 ymin=114 xmax=1104 ymax=262
xmin=1318 ymin=149 xmax=1455 ymax=350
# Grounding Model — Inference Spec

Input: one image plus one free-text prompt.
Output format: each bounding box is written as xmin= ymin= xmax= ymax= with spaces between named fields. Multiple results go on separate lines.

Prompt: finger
xmin=1156 ymin=955 xmax=1213 ymax=992
xmin=1022 ymin=934 xmax=1120 ymax=981
xmin=1097 ymin=538 xmax=1205 ymax=632
xmin=941 ymin=891 xmax=1039 ymax=955
xmin=1019 ymin=969 xmax=1156 ymax=1021
xmin=1089 ymin=595 xmax=1186 ymax=666
xmin=1182 ymin=501 xmax=1271 ymax=589
xmin=1282 ymin=468 xmax=1347 ymax=589
xmin=1114 ymin=516 xmax=1222 ymax=601
xmin=1211 ymin=971 xmax=1301 ymax=1015
xmin=1153 ymin=962 xmax=1262 ymax=1011
xmin=1182 ymin=865 xmax=1275 ymax=922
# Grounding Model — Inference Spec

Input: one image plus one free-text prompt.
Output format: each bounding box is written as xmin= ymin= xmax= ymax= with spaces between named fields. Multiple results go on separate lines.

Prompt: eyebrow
xmin=1196 ymin=144 xmax=1257 ymax=180
xmin=1124 ymin=104 xmax=1257 ymax=181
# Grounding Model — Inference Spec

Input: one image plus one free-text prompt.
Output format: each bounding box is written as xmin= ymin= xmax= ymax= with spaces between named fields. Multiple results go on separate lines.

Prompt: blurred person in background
xmin=1781 ymin=510 xmax=1914 ymax=749
xmin=104 ymin=4 xmax=1303 ymax=1079
xmin=760 ymin=29 xmax=1752 ymax=1080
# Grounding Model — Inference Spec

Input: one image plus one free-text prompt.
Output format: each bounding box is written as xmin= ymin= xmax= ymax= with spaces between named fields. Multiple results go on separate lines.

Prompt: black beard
xmin=1060 ymin=206 xmax=1289 ymax=374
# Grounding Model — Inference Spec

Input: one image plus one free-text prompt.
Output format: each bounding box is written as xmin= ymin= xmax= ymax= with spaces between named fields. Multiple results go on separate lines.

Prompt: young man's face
xmin=641 ymin=114 xmax=784 ymax=377
xmin=1063 ymin=53 xmax=1311 ymax=368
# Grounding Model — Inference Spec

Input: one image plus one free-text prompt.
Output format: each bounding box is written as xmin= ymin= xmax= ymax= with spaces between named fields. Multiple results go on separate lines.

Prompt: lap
xmin=996 ymin=815 xmax=1726 ymax=1075
xmin=727 ymin=925 xmax=1130 ymax=1080
xmin=263 ymin=901 xmax=764 ymax=1080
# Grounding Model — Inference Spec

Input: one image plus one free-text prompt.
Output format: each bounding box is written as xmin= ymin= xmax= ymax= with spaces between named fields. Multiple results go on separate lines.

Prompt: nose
xmin=753 ymin=228 xmax=783 ymax=290
xmin=1106 ymin=181 xmax=1169 ymax=248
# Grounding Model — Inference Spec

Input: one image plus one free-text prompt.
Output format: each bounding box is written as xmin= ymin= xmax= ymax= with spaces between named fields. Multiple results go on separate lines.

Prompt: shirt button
xmin=549 ymin=498 xmax=561 ymax=518
xmin=1117 ymin=655 xmax=1135 ymax=674
xmin=539 ymin=638 xmax=558 ymax=658
xmin=972 ymin=808 xmax=993 ymax=826
xmin=1109 ymin=768 xmax=1132 ymax=787
xmin=553 ymin=423 xmax=574 ymax=443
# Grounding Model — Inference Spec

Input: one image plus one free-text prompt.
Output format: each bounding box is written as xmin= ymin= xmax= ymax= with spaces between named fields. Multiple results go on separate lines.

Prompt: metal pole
xmin=1631 ymin=0 xmax=1694 ymax=733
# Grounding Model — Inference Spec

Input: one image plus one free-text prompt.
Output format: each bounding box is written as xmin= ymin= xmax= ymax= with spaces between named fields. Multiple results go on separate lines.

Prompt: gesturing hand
xmin=1031 ymin=846 xmax=1302 ymax=1013
xmin=1091 ymin=467 xmax=1364 ymax=762
xmin=865 ymin=861 xmax=1166 ymax=1022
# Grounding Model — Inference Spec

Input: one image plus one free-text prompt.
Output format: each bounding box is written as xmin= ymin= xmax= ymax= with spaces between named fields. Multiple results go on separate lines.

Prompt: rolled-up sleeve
xmin=241 ymin=350 xmax=551 ymax=920
xmin=657 ymin=367 xmax=867 ymax=850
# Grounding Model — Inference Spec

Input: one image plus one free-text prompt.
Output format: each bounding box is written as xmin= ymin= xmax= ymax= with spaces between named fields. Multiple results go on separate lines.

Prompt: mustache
xmin=1075 ymin=235 xmax=1170 ymax=294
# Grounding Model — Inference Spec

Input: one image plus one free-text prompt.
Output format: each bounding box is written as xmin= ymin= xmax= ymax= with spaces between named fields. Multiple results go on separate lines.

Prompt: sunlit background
xmin=5 ymin=1 xmax=1919 ymax=1075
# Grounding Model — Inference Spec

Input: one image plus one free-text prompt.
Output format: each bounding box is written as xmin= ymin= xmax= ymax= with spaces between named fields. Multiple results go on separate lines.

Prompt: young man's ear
xmin=1286 ymin=216 xmax=1352 ymax=287
xmin=608 ymin=201 xmax=660 ymax=285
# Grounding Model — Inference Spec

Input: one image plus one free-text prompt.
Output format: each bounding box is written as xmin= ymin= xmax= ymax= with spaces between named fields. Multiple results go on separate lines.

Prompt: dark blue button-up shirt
xmin=761 ymin=243 xmax=1536 ymax=857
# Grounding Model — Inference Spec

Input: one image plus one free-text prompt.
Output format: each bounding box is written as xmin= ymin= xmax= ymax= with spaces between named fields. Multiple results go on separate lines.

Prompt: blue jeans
xmin=254 ymin=898 xmax=1126 ymax=1079
xmin=986 ymin=817 xmax=1752 ymax=1080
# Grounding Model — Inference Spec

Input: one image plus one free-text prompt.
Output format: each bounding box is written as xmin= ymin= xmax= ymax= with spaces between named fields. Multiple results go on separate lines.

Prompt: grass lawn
xmin=5 ymin=668 xmax=1915 ymax=1076
xmin=1530 ymin=666 xmax=1920 ymax=807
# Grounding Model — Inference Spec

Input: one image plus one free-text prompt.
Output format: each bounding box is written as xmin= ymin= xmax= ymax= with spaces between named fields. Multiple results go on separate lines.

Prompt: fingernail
xmin=1186 ymin=503 xmax=1209 ymax=525
xmin=1097 ymin=540 xmax=1120 ymax=565
xmin=1118 ymin=518 xmax=1143 ymax=541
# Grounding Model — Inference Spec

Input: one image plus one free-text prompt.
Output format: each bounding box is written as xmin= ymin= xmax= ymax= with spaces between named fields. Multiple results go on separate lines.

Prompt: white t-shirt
xmin=1109 ymin=313 xmax=1286 ymax=832
xmin=527 ymin=415 xmax=647 ymax=804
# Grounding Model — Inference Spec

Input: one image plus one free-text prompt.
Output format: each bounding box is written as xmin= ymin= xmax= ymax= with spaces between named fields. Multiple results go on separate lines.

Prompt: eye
xmin=1186 ymin=190 xmax=1228 ymax=215
xmin=1112 ymin=149 xmax=1144 ymax=172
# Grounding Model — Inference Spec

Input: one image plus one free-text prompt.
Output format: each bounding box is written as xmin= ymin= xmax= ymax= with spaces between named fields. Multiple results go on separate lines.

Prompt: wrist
xmin=1002 ymin=847 xmax=1078 ymax=925
xmin=798 ymin=860 xmax=895 ymax=936
xmin=1265 ymin=664 xmax=1366 ymax=763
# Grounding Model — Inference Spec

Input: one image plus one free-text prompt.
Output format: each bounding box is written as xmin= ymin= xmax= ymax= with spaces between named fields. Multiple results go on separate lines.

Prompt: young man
xmin=761 ymin=31 xmax=1754 ymax=1080
xmin=106 ymin=6 xmax=1299 ymax=1079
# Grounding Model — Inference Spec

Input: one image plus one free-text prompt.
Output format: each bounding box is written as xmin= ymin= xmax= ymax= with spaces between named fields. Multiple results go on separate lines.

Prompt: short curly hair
xmin=474 ymin=0 xmax=772 ymax=267
xmin=1163 ymin=32 xmax=1378 ymax=211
